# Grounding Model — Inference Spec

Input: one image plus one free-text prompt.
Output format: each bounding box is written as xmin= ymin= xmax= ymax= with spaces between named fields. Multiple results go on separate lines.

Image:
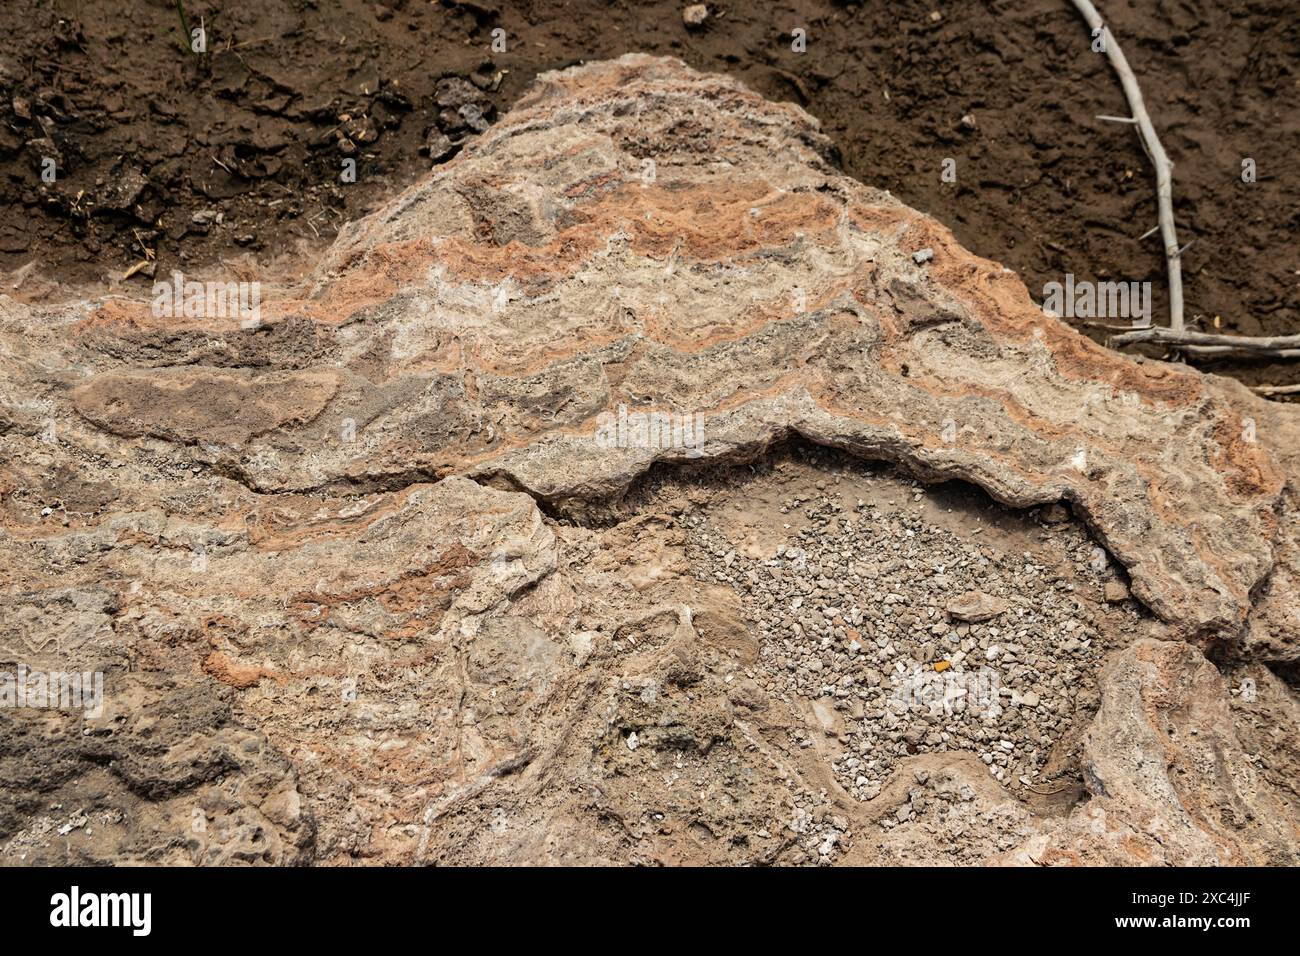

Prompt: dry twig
xmin=1110 ymin=326 xmax=1300 ymax=354
xmin=1252 ymin=384 xmax=1300 ymax=396
xmin=1074 ymin=1 xmax=1299 ymax=360
xmin=1069 ymin=0 xmax=1183 ymax=333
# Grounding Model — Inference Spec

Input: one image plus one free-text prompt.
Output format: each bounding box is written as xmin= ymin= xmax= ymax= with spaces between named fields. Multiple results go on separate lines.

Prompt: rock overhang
xmin=50 ymin=53 xmax=1300 ymax=650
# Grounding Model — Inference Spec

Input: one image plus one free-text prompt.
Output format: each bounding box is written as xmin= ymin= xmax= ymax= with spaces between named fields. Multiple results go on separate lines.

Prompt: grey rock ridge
xmin=1 ymin=55 xmax=1297 ymax=865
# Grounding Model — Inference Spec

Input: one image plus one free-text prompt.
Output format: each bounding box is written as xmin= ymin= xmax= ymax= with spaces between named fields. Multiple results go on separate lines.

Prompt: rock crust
xmin=2 ymin=55 xmax=1298 ymax=866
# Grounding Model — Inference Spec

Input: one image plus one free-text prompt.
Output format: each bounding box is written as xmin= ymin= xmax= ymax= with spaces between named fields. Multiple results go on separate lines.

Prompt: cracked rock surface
xmin=1 ymin=55 xmax=1297 ymax=865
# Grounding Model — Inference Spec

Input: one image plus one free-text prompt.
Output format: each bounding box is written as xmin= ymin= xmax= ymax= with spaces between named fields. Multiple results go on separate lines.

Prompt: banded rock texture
xmin=1 ymin=55 xmax=1297 ymax=865
xmin=63 ymin=56 xmax=1298 ymax=645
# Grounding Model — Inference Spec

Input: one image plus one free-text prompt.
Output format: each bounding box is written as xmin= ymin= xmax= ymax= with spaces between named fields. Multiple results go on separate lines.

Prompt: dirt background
xmin=1 ymin=0 xmax=1296 ymax=384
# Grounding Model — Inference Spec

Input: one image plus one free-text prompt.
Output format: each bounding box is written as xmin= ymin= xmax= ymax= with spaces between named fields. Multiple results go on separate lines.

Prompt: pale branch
xmin=1069 ymin=0 xmax=1184 ymax=332
xmin=1074 ymin=2 xmax=1299 ymax=361
xmin=1182 ymin=346 xmax=1300 ymax=359
xmin=1109 ymin=325 xmax=1300 ymax=358
xmin=1110 ymin=327 xmax=1300 ymax=354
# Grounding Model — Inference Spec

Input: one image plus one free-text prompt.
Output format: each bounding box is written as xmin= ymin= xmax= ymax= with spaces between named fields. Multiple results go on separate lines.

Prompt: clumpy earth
xmin=1 ymin=54 xmax=1298 ymax=866
xmin=0 ymin=1 xmax=1296 ymax=388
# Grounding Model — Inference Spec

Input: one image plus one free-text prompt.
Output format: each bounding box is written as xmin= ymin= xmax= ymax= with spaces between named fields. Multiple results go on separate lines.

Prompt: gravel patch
xmin=683 ymin=462 xmax=1138 ymax=804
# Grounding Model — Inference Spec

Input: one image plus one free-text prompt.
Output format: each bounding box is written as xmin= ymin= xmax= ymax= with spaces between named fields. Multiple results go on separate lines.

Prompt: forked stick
xmin=1110 ymin=327 xmax=1300 ymax=353
xmin=1070 ymin=0 xmax=1183 ymax=332
xmin=1074 ymin=1 xmax=1300 ymax=363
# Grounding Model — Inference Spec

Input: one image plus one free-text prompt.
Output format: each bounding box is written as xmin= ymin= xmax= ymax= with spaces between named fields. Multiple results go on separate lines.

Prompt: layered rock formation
xmin=1 ymin=55 xmax=1297 ymax=865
